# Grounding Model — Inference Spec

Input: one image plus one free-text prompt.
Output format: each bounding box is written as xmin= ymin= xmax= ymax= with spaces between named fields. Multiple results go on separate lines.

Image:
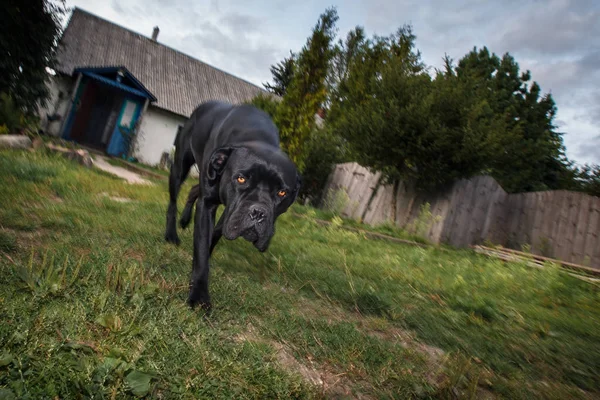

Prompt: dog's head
xmin=205 ymin=144 xmax=301 ymax=252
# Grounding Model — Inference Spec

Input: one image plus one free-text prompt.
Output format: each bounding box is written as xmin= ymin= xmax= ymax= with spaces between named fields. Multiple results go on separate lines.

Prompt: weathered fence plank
xmin=588 ymin=201 xmax=600 ymax=268
xmin=572 ymin=194 xmax=590 ymax=265
xmin=322 ymin=162 xmax=600 ymax=270
xmin=530 ymin=192 xmax=545 ymax=254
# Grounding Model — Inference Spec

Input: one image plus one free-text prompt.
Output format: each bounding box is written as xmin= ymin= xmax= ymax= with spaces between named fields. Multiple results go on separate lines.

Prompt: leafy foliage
xmin=247 ymin=94 xmax=280 ymax=121
xmin=300 ymin=125 xmax=348 ymax=202
xmin=329 ymin=27 xmax=496 ymax=189
xmin=0 ymin=92 xmax=40 ymax=134
xmin=264 ymin=9 xmax=589 ymax=199
xmin=0 ymin=93 xmax=22 ymax=134
xmin=327 ymin=33 xmax=575 ymax=192
xmin=1 ymin=0 xmax=66 ymax=113
xmin=276 ymin=8 xmax=339 ymax=170
xmin=263 ymin=52 xmax=296 ymax=97
xmin=455 ymin=47 xmax=573 ymax=192
xmin=574 ymin=164 xmax=600 ymax=197
xmin=326 ymin=26 xmax=367 ymax=106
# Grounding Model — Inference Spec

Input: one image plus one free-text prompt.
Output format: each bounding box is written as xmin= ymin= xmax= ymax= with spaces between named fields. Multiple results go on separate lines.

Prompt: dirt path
xmin=93 ymin=156 xmax=153 ymax=185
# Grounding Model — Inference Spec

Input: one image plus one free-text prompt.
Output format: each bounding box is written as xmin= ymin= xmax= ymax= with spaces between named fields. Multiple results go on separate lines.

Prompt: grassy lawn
xmin=0 ymin=149 xmax=599 ymax=399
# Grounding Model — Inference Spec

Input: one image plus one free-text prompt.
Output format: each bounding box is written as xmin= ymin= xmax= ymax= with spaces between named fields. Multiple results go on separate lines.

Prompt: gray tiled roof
xmin=56 ymin=8 xmax=267 ymax=117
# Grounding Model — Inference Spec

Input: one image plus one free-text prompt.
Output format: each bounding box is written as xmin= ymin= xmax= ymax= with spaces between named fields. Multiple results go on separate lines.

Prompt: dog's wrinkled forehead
xmin=227 ymin=147 xmax=297 ymax=187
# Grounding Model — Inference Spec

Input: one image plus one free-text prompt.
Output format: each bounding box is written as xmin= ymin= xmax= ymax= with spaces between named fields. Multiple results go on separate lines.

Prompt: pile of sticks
xmin=472 ymin=245 xmax=600 ymax=282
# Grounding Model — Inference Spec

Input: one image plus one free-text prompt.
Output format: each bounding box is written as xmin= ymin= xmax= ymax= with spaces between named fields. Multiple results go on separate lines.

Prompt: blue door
xmin=106 ymin=98 xmax=142 ymax=157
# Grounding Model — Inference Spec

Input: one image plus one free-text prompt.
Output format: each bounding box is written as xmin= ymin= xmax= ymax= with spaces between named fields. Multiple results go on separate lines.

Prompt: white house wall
xmin=38 ymin=75 xmax=74 ymax=137
xmin=135 ymin=106 xmax=187 ymax=166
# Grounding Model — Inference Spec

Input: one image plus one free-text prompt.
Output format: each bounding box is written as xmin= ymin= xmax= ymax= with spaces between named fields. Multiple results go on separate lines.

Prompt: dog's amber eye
xmin=237 ymin=176 xmax=246 ymax=184
xmin=277 ymin=190 xmax=286 ymax=197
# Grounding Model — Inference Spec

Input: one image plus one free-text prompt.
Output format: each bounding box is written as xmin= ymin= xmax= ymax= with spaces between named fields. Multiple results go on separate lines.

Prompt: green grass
xmin=1 ymin=149 xmax=599 ymax=399
xmin=292 ymin=204 xmax=431 ymax=244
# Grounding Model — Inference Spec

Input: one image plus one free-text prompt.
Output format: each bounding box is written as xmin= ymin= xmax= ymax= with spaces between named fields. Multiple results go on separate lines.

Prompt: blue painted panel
xmin=85 ymin=72 xmax=153 ymax=99
xmin=74 ymin=67 xmax=156 ymax=101
xmin=107 ymin=98 xmax=142 ymax=157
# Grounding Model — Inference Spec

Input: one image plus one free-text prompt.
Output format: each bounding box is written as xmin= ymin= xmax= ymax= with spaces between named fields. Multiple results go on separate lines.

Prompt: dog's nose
xmin=249 ymin=207 xmax=266 ymax=223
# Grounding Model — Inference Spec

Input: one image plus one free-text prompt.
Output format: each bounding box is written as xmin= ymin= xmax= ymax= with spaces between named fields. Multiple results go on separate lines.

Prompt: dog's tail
xmin=179 ymin=184 xmax=200 ymax=229
xmin=168 ymin=125 xmax=185 ymax=168
xmin=173 ymin=125 xmax=183 ymax=146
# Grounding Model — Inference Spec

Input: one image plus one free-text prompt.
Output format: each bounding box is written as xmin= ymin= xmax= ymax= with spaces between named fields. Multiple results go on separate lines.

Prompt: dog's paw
xmin=164 ymin=231 xmax=181 ymax=246
xmin=188 ymin=288 xmax=211 ymax=313
xmin=188 ymin=296 xmax=211 ymax=314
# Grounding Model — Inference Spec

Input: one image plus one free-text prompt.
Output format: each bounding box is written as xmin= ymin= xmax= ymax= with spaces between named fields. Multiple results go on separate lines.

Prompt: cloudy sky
xmin=64 ymin=0 xmax=600 ymax=165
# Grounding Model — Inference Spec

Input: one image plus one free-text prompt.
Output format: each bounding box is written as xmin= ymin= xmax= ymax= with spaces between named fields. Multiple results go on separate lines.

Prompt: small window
xmin=120 ymin=100 xmax=137 ymax=128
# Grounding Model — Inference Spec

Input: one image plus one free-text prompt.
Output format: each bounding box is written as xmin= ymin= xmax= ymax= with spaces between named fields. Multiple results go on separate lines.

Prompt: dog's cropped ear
xmin=289 ymin=173 xmax=302 ymax=204
xmin=206 ymin=147 xmax=234 ymax=184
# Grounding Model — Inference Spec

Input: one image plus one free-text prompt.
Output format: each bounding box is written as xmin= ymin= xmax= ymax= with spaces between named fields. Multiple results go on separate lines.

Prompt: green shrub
xmin=0 ymin=93 xmax=21 ymax=134
xmin=322 ymin=187 xmax=350 ymax=216
xmin=247 ymin=94 xmax=280 ymax=120
xmin=0 ymin=92 xmax=39 ymax=135
xmin=407 ymin=202 xmax=441 ymax=239
xmin=301 ymin=126 xmax=348 ymax=203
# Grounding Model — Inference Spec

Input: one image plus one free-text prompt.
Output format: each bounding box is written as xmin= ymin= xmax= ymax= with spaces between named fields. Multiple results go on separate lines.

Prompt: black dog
xmin=165 ymin=101 xmax=301 ymax=311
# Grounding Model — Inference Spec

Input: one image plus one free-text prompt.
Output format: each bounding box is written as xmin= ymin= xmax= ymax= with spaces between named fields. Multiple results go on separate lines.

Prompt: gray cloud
xmin=219 ymin=12 xmax=261 ymax=35
xmin=580 ymin=50 xmax=600 ymax=70
xmin=176 ymin=19 xmax=281 ymax=85
xmin=577 ymin=134 xmax=600 ymax=163
xmin=520 ymin=55 xmax=600 ymax=98
xmin=110 ymin=0 xmax=123 ymax=15
xmin=583 ymin=92 xmax=600 ymax=125
xmin=497 ymin=0 xmax=600 ymax=55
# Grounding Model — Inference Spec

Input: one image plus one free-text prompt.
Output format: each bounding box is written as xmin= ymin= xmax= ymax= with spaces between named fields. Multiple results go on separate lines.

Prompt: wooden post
xmin=58 ymin=72 xmax=83 ymax=137
xmin=128 ymin=98 xmax=150 ymax=158
xmin=137 ymin=98 xmax=150 ymax=127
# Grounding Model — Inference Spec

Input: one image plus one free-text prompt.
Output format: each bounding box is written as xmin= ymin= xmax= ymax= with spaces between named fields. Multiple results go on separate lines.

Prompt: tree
xmin=263 ymin=52 xmax=295 ymax=97
xmin=300 ymin=125 xmax=348 ymax=202
xmin=326 ymin=27 xmax=366 ymax=106
xmin=329 ymin=26 xmax=491 ymax=190
xmin=576 ymin=164 xmax=600 ymax=197
xmin=247 ymin=94 xmax=280 ymax=121
xmin=276 ymin=8 xmax=339 ymax=170
xmin=455 ymin=47 xmax=572 ymax=192
xmin=0 ymin=0 xmax=66 ymax=113
xmin=332 ymin=54 xmax=502 ymax=190
xmin=330 ymin=37 xmax=576 ymax=194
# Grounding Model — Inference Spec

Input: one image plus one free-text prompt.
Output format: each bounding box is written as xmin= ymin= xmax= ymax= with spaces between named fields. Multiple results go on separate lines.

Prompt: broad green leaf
xmin=125 ymin=370 xmax=153 ymax=397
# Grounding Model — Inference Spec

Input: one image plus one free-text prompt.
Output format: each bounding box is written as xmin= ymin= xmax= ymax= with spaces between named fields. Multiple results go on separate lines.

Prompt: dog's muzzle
xmin=223 ymin=204 xmax=274 ymax=251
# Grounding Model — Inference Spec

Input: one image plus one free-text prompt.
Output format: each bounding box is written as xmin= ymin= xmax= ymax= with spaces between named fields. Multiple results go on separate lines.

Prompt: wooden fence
xmin=323 ymin=162 xmax=600 ymax=270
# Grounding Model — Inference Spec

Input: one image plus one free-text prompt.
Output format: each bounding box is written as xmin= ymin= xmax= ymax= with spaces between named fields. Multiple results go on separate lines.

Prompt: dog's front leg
xmin=188 ymin=197 xmax=218 ymax=311
xmin=209 ymin=214 xmax=225 ymax=255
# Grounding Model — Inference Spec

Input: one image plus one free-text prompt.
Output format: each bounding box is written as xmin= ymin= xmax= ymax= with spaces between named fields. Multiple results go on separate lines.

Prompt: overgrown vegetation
xmin=574 ymin=163 xmax=600 ymax=197
xmin=0 ymin=92 xmax=40 ymax=135
xmin=1 ymin=0 xmax=65 ymax=113
xmin=257 ymin=6 xmax=598 ymax=202
xmin=321 ymin=188 xmax=351 ymax=216
xmin=407 ymin=203 xmax=441 ymax=238
xmin=1 ymin=149 xmax=599 ymax=399
xmin=274 ymin=8 xmax=338 ymax=171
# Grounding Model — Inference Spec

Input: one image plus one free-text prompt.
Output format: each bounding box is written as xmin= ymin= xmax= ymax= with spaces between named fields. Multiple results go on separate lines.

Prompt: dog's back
xmin=179 ymin=102 xmax=279 ymax=166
